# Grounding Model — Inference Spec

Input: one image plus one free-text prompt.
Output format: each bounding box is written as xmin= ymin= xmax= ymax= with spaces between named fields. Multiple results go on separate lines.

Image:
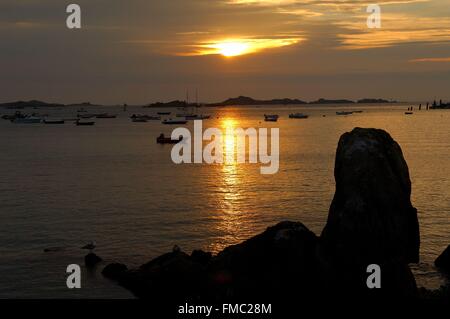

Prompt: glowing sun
xmin=215 ymin=41 xmax=250 ymax=57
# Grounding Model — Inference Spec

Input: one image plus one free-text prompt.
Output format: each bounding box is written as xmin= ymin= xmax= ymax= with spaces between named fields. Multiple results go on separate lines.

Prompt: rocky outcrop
xmin=435 ymin=245 xmax=450 ymax=273
xmin=207 ymin=221 xmax=318 ymax=300
xmin=106 ymin=127 xmax=422 ymax=300
xmin=102 ymin=263 xmax=128 ymax=279
xmin=319 ymin=128 xmax=420 ymax=296
xmin=105 ymin=221 xmax=318 ymax=301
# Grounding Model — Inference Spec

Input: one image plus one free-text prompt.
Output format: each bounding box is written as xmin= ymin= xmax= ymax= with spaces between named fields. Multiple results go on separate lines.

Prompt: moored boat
xmin=162 ymin=118 xmax=188 ymax=125
xmin=12 ymin=116 xmax=41 ymax=124
xmin=157 ymin=112 xmax=171 ymax=115
xmin=184 ymin=114 xmax=211 ymax=120
xmin=131 ymin=114 xmax=161 ymax=121
xmin=75 ymin=120 xmax=95 ymax=126
xmin=96 ymin=113 xmax=117 ymax=119
xmin=289 ymin=113 xmax=309 ymax=119
xmin=336 ymin=111 xmax=353 ymax=116
xmin=44 ymin=119 xmax=65 ymax=124
xmin=264 ymin=114 xmax=279 ymax=122
xmin=156 ymin=134 xmax=183 ymax=144
xmin=132 ymin=117 xmax=148 ymax=123
xmin=78 ymin=114 xmax=95 ymax=119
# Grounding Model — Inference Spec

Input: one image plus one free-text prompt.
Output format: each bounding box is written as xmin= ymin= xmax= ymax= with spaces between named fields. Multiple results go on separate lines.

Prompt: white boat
xmin=264 ymin=114 xmax=279 ymax=122
xmin=12 ymin=116 xmax=41 ymax=124
xmin=289 ymin=113 xmax=309 ymax=119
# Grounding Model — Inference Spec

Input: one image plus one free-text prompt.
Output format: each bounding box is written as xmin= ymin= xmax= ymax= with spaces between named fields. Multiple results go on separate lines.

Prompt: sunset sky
xmin=0 ymin=0 xmax=449 ymax=104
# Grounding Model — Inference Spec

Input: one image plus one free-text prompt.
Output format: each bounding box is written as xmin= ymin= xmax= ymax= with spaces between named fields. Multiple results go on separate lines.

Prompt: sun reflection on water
xmin=209 ymin=117 xmax=245 ymax=252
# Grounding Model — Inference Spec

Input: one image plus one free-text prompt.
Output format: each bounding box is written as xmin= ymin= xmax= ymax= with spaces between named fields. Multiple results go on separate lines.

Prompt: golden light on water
xmin=196 ymin=38 xmax=301 ymax=57
xmin=222 ymin=118 xmax=237 ymax=163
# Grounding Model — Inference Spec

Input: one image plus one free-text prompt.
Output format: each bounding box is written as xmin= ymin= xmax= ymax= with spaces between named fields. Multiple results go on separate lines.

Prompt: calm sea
xmin=0 ymin=104 xmax=448 ymax=298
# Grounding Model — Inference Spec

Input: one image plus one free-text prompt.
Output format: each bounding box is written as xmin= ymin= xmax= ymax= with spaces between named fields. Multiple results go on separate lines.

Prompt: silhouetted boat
xmin=289 ymin=113 xmax=309 ymax=119
xmin=12 ymin=116 xmax=41 ymax=124
xmin=96 ymin=113 xmax=117 ymax=119
xmin=185 ymin=114 xmax=211 ymax=120
xmin=78 ymin=114 xmax=95 ymax=119
xmin=44 ymin=119 xmax=65 ymax=124
xmin=336 ymin=111 xmax=353 ymax=116
xmin=76 ymin=120 xmax=95 ymax=126
xmin=131 ymin=114 xmax=161 ymax=120
xmin=162 ymin=118 xmax=188 ymax=125
xmin=264 ymin=114 xmax=279 ymax=122
xmin=157 ymin=134 xmax=183 ymax=144
xmin=132 ymin=118 xmax=147 ymax=123
xmin=157 ymin=112 xmax=171 ymax=115
xmin=405 ymin=112 xmax=414 ymax=115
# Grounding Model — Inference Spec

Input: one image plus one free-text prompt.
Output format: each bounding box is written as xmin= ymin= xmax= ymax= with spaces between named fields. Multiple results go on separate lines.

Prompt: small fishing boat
xmin=132 ymin=117 xmax=148 ymax=123
xmin=131 ymin=114 xmax=161 ymax=121
xmin=264 ymin=114 xmax=279 ymax=122
xmin=176 ymin=113 xmax=196 ymax=118
xmin=185 ymin=114 xmax=211 ymax=120
xmin=12 ymin=116 xmax=41 ymax=124
xmin=78 ymin=114 xmax=95 ymax=119
xmin=75 ymin=120 xmax=95 ymax=126
xmin=157 ymin=134 xmax=183 ymax=144
xmin=2 ymin=114 xmax=16 ymax=120
xmin=336 ymin=111 xmax=353 ymax=116
xmin=96 ymin=113 xmax=117 ymax=119
xmin=289 ymin=113 xmax=309 ymax=119
xmin=162 ymin=118 xmax=188 ymax=125
xmin=44 ymin=119 xmax=65 ymax=124
xmin=405 ymin=112 xmax=414 ymax=115
xmin=157 ymin=111 xmax=171 ymax=115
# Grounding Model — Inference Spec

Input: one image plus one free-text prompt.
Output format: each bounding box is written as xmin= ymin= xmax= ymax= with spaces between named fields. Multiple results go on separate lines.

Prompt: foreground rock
xmin=319 ymin=128 xmax=420 ymax=297
xmin=102 ymin=263 xmax=128 ymax=279
xmin=105 ymin=128 xmax=422 ymax=300
xmin=435 ymin=245 xmax=450 ymax=273
xmin=105 ymin=221 xmax=318 ymax=300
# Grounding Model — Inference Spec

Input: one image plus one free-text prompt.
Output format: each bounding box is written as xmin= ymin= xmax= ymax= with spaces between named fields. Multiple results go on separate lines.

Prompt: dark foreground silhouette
xmin=100 ymin=128 xmax=449 ymax=303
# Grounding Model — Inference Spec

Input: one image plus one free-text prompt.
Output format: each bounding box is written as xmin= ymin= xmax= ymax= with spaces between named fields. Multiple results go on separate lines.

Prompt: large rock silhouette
xmin=105 ymin=127 xmax=422 ymax=300
xmin=319 ymin=128 xmax=420 ymax=296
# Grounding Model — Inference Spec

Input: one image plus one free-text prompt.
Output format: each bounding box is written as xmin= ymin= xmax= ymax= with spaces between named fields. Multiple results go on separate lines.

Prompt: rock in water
xmin=319 ymin=128 xmax=420 ymax=296
xmin=102 ymin=263 xmax=128 ymax=280
xmin=207 ymin=221 xmax=318 ymax=300
xmin=85 ymin=253 xmax=102 ymax=267
xmin=435 ymin=245 xmax=450 ymax=272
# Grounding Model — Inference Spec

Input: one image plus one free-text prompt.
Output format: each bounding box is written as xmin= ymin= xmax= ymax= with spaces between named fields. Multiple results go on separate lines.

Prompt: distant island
xmin=0 ymin=100 xmax=64 ymax=109
xmin=0 ymin=97 xmax=401 ymax=109
xmin=0 ymin=100 xmax=101 ymax=109
xmin=144 ymin=96 xmax=397 ymax=108
xmin=357 ymin=98 xmax=395 ymax=104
